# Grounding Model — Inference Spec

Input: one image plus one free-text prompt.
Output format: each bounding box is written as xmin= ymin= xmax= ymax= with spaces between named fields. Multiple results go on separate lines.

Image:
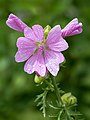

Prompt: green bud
xmin=61 ymin=92 xmax=77 ymax=105
xmin=44 ymin=25 xmax=51 ymax=38
xmin=34 ymin=75 xmax=44 ymax=84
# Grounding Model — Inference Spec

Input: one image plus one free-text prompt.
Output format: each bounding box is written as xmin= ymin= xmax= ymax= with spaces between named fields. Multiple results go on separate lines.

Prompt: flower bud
xmin=61 ymin=92 xmax=77 ymax=105
xmin=61 ymin=18 xmax=82 ymax=37
xmin=34 ymin=74 xmax=45 ymax=84
xmin=44 ymin=25 xmax=51 ymax=38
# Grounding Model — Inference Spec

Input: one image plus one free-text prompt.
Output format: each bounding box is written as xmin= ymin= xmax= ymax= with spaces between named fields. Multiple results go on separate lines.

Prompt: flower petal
xmin=15 ymin=50 xmax=30 ymax=62
xmin=35 ymin=52 xmax=46 ymax=76
xmin=6 ymin=14 xmax=27 ymax=32
xmin=32 ymin=25 xmax=44 ymax=42
xmin=24 ymin=27 xmax=39 ymax=42
xmin=16 ymin=37 xmax=36 ymax=49
xmin=24 ymin=50 xmax=46 ymax=76
xmin=15 ymin=37 xmax=36 ymax=62
xmin=44 ymin=50 xmax=64 ymax=76
xmin=61 ymin=18 xmax=82 ymax=37
xmin=46 ymin=25 xmax=68 ymax=52
xmin=46 ymin=25 xmax=61 ymax=45
xmin=47 ymin=37 xmax=69 ymax=52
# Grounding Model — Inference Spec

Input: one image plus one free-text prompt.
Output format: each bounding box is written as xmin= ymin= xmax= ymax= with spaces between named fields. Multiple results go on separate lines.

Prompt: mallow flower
xmin=61 ymin=18 xmax=82 ymax=37
xmin=7 ymin=14 xmax=81 ymax=77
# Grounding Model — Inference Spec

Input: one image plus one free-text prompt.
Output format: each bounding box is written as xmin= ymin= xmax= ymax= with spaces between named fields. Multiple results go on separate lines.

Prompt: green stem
xmin=50 ymin=75 xmax=71 ymax=120
xmin=45 ymin=79 xmax=54 ymax=91
xmin=50 ymin=75 xmax=63 ymax=106
xmin=64 ymin=107 xmax=71 ymax=120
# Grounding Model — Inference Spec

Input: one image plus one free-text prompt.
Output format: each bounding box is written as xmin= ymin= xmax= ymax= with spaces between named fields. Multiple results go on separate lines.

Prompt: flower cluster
xmin=6 ymin=14 xmax=82 ymax=77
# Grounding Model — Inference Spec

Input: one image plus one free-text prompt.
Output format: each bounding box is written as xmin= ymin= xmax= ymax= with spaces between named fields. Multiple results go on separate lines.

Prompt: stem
xmin=42 ymin=90 xmax=48 ymax=117
xmin=45 ymin=79 xmax=54 ymax=91
xmin=50 ymin=75 xmax=71 ymax=120
xmin=64 ymin=107 xmax=71 ymax=120
xmin=50 ymin=75 xmax=63 ymax=106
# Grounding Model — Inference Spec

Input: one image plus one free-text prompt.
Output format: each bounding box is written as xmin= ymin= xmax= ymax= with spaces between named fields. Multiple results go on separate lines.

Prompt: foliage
xmin=35 ymin=76 xmax=85 ymax=120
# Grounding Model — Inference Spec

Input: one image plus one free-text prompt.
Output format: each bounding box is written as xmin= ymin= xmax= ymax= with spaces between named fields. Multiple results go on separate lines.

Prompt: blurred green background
xmin=0 ymin=0 xmax=90 ymax=120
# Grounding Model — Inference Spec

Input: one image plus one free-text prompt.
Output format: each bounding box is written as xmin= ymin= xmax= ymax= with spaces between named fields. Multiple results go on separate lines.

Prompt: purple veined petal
xmin=62 ymin=18 xmax=78 ymax=31
xmin=46 ymin=25 xmax=61 ymax=45
xmin=24 ymin=27 xmax=39 ymax=42
xmin=15 ymin=50 xmax=31 ymax=62
xmin=32 ymin=25 xmax=44 ymax=42
xmin=24 ymin=54 xmax=38 ymax=74
xmin=24 ymin=50 xmax=46 ymax=76
xmin=65 ymin=18 xmax=78 ymax=27
xmin=44 ymin=50 xmax=65 ymax=76
xmin=44 ymin=50 xmax=65 ymax=64
xmin=15 ymin=37 xmax=36 ymax=62
xmin=16 ymin=37 xmax=36 ymax=49
xmin=68 ymin=22 xmax=82 ymax=36
xmin=35 ymin=51 xmax=46 ymax=76
xmin=36 ymin=68 xmax=48 ymax=77
xmin=61 ymin=18 xmax=82 ymax=37
xmin=6 ymin=13 xmax=27 ymax=32
xmin=47 ymin=37 xmax=69 ymax=52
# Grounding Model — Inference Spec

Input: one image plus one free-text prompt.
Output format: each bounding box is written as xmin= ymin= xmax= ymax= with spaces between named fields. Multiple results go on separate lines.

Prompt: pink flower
xmin=6 ymin=14 xmax=69 ymax=76
xmin=61 ymin=18 xmax=82 ymax=37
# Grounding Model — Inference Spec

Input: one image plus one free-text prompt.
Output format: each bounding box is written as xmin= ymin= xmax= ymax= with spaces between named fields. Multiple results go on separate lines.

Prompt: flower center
xmin=35 ymin=39 xmax=46 ymax=47
xmin=34 ymin=24 xmax=52 ymax=56
xmin=34 ymin=39 xmax=49 ymax=56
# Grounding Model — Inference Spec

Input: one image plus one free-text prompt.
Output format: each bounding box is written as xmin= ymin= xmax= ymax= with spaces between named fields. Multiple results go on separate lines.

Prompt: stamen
xmin=42 ymin=51 xmax=44 ymax=56
xmin=35 ymin=42 xmax=41 ymax=47
xmin=42 ymin=39 xmax=46 ymax=45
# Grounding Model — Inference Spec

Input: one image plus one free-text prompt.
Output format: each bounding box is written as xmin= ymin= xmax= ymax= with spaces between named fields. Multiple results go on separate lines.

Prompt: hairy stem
xmin=50 ymin=75 xmax=71 ymax=120
xmin=50 ymin=75 xmax=63 ymax=106
xmin=64 ymin=107 xmax=71 ymax=120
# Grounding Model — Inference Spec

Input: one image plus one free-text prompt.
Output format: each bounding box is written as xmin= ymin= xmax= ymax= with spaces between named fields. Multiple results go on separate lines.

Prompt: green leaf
xmin=35 ymin=90 xmax=48 ymax=117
